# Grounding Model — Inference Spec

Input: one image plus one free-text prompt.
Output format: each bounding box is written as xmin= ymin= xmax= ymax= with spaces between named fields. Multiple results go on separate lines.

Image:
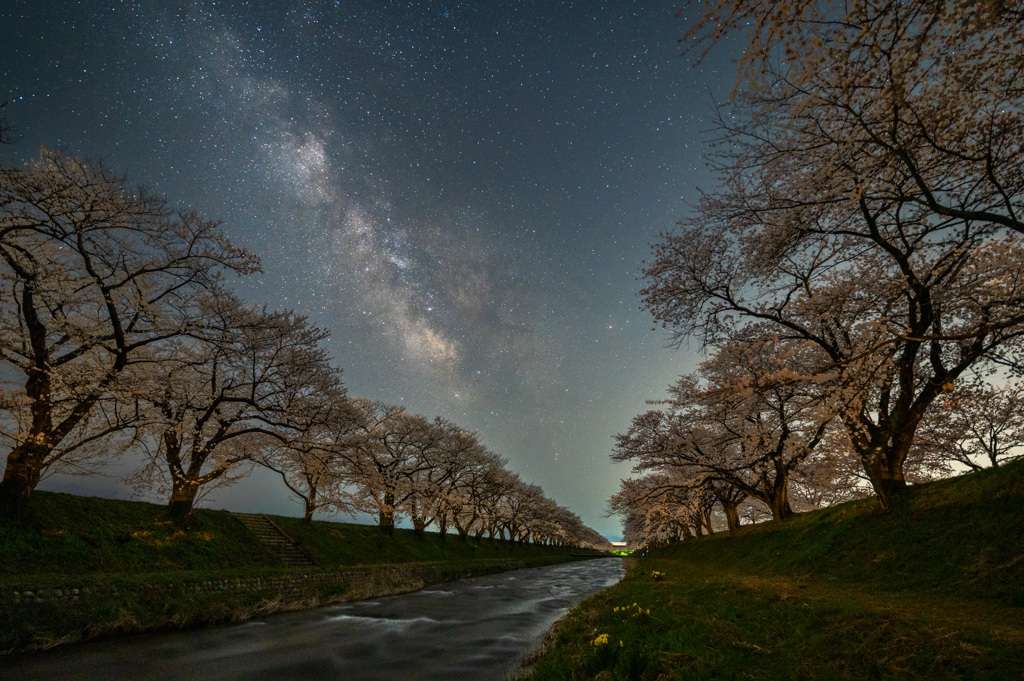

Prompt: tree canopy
xmin=639 ymin=0 xmax=1024 ymax=512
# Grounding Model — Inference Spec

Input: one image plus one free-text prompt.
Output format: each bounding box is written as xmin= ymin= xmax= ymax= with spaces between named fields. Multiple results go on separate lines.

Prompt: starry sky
xmin=1 ymin=1 xmax=736 ymax=541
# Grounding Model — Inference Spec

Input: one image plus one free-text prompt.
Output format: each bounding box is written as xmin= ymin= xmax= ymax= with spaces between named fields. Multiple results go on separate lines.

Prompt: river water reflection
xmin=5 ymin=557 xmax=623 ymax=681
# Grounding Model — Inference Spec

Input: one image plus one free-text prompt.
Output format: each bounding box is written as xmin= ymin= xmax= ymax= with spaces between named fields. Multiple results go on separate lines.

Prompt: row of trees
xmin=612 ymin=338 xmax=1024 ymax=546
xmin=612 ymin=0 xmax=1024 ymax=546
xmin=0 ymin=149 xmax=607 ymax=548
xmin=256 ymin=397 xmax=608 ymax=546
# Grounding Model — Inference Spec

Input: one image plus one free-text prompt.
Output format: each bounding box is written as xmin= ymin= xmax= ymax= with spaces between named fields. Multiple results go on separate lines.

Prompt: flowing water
xmin=4 ymin=557 xmax=624 ymax=681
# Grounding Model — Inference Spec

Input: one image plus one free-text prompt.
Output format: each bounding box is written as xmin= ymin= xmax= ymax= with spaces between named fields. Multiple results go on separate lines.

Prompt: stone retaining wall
xmin=1 ymin=556 xmax=589 ymax=654
xmin=2 ymin=559 xmax=559 ymax=605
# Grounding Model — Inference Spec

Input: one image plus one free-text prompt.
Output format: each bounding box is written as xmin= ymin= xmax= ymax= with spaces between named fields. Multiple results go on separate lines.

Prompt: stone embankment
xmin=2 ymin=556 xmax=587 ymax=654
xmin=4 ymin=559 xmax=547 ymax=605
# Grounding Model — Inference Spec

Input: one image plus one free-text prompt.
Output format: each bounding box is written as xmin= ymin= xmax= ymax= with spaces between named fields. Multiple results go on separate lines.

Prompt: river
xmin=3 ymin=557 xmax=623 ymax=681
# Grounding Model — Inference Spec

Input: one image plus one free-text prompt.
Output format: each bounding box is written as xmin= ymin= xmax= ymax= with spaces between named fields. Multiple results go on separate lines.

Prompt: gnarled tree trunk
xmin=0 ymin=447 xmax=44 ymax=522
xmin=164 ymin=478 xmax=201 ymax=525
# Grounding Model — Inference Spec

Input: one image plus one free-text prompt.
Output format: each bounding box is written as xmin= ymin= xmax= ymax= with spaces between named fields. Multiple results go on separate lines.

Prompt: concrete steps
xmin=233 ymin=513 xmax=316 ymax=567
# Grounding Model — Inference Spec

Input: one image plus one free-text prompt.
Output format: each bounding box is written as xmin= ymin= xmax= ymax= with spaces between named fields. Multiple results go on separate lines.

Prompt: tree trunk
xmin=2 ymin=344 xmax=52 ymax=522
xmin=864 ymin=450 xmax=908 ymax=513
xmin=703 ymin=509 xmax=715 ymax=535
xmin=986 ymin=434 xmax=999 ymax=467
xmin=844 ymin=412 xmax=913 ymax=514
xmin=721 ymin=501 xmax=741 ymax=533
xmin=759 ymin=464 xmax=795 ymax=523
xmin=378 ymin=508 xmax=395 ymax=533
xmin=765 ymin=477 xmax=794 ymax=522
xmin=768 ymin=493 xmax=794 ymax=522
xmin=0 ymin=458 xmax=43 ymax=523
xmin=303 ymin=482 xmax=318 ymax=522
xmin=164 ymin=480 xmax=201 ymax=526
xmin=378 ymin=491 xmax=395 ymax=533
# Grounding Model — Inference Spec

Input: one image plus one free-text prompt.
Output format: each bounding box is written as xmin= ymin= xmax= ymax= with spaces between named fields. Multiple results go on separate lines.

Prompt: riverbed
xmin=2 ymin=557 xmax=624 ymax=681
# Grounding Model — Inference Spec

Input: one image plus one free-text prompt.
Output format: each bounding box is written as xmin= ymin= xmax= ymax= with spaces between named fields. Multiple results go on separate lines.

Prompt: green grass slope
xmin=0 ymin=490 xmax=595 ymax=580
xmin=651 ymin=457 xmax=1024 ymax=605
xmin=521 ymin=460 xmax=1024 ymax=681
xmin=0 ymin=491 xmax=280 ymax=576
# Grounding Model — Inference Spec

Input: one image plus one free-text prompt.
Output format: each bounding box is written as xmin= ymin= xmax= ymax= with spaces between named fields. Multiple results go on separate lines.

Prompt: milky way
xmin=1 ymin=1 xmax=736 ymax=539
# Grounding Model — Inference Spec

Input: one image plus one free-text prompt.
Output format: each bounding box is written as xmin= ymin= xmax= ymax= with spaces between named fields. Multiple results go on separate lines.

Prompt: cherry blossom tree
xmin=915 ymin=373 xmax=1024 ymax=471
xmin=437 ymin=448 xmax=505 ymax=539
xmin=694 ymin=337 xmax=833 ymax=520
xmin=707 ymin=477 xmax=748 ymax=533
xmin=528 ymin=501 xmax=586 ymax=547
xmin=129 ymin=293 xmax=341 ymax=523
xmin=573 ymin=524 xmax=612 ymax=552
xmin=679 ymin=1 xmax=1024 ymax=230
xmin=614 ymin=337 xmax=833 ymax=522
xmin=495 ymin=478 xmax=546 ymax=543
xmin=788 ymin=449 xmax=872 ymax=511
xmin=644 ymin=2 xmax=1024 ymax=511
xmin=643 ymin=237 xmax=1017 ymax=513
xmin=397 ymin=418 xmax=489 ymax=536
xmin=406 ymin=423 xmax=498 ymax=537
xmin=255 ymin=395 xmax=361 ymax=522
xmin=337 ymin=399 xmax=435 ymax=533
xmin=457 ymin=460 xmax=517 ymax=540
xmin=609 ymin=474 xmax=714 ymax=548
xmin=0 ymin=151 xmax=258 ymax=519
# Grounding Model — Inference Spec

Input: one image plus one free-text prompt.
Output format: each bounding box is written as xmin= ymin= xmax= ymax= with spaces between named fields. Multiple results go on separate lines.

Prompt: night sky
xmin=1 ymin=1 xmax=735 ymax=541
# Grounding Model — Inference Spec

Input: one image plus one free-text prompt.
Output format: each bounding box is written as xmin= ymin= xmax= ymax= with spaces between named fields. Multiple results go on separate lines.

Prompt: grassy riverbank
xmin=0 ymin=491 xmax=600 ymax=653
xmin=0 ymin=490 xmax=586 ymax=575
xmin=519 ymin=460 xmax=1024 ymax=680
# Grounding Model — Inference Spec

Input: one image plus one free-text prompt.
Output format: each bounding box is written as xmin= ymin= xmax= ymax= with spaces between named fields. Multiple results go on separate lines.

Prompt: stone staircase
xmin=234 ymin=513 xmax=316 ymax=567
